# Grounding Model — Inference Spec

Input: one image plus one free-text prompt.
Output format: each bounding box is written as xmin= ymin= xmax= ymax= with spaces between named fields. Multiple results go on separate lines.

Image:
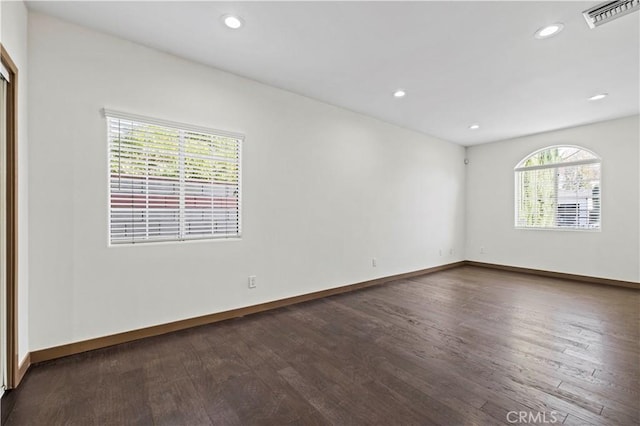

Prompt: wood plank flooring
xmin=5 ymin=266 xmax=639 ymax=425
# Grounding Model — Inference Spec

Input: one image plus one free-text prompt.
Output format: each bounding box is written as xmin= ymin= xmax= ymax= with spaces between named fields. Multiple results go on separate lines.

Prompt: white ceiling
xmin=27 ymin=1 xmax=640 ymax=146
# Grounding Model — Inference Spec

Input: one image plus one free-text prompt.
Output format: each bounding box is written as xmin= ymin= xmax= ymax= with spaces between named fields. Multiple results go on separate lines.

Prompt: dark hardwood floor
xmin=5 ymin=266 xmax=639 ymax=425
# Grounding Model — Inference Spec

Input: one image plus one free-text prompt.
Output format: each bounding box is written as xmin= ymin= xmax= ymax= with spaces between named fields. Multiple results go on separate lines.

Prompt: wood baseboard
xmin=25 ymin=260 xmax=638 ymax=369
xmin=30 ymin=261 xmax=465 ymax=364
xmin=1 ymin=354 xmax=29 ymax=426
xmin=465 ymin=261 xmax=640 ymax=290
xmin=16 ymin=353 xmax=30 ymax=386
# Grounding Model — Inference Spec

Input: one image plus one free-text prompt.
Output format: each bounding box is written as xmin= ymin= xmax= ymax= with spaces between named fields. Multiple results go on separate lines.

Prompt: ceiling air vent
xmin=583 ymin=0 xmax=640 ymax=28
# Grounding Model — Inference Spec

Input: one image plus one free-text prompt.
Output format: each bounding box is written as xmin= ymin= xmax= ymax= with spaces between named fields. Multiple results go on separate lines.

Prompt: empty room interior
xmin=0 ymin=0 xmax=639 ymax=425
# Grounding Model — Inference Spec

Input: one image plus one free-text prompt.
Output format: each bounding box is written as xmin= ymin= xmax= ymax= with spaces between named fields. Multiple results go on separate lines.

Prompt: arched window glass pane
xmin=516 ymin=146 xmax=598 ymax=168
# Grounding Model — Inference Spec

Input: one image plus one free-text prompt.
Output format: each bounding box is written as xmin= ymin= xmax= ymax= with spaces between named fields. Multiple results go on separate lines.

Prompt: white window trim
xmin=514 ymin=145 xmax=602 ymax=231
xmin=102 ymin=109 xmax=244 ymax=140
xmin=103 ymin=108 xmax=244 ymax=245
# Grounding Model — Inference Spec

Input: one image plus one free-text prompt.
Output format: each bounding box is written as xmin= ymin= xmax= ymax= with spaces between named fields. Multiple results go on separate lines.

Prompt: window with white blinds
xmin=106 ymin=110 xmax=242 ymax=244
xmin=515 ymin=146 xmax=601 ymax=230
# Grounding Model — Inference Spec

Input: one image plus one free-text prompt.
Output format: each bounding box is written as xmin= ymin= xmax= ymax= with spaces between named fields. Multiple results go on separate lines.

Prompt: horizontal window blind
xmin=515 ymin=161 xmax=601 ymax=230
xmin=107 ymin=111 xmax=242 ymax=244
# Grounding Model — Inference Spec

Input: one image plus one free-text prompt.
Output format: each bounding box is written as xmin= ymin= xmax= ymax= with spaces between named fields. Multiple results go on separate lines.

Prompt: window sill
xmin=108 ymin=236 xmax=243 ymax=248
xmin=514 ymin=226 xmax=601 ymax=233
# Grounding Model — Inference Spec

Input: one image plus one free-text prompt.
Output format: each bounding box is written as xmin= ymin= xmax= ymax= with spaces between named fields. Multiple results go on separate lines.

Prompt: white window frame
xmin=514 ymin=145 xmax=602 ymax=231
xmin=104 ymin=109 xmax=243 ymax=245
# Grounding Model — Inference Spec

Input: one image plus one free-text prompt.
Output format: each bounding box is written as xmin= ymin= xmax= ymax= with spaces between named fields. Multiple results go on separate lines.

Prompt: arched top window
xmin=515 ymin=145 xmax=599 ymax=168
xmin=515 ymin=145 xmax=601 ymax=230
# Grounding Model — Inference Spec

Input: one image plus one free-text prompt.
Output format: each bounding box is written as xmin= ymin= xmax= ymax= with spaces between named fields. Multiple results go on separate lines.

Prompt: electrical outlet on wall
xmin=372 ymin=258 xmax=377 ymax=267
xmin=480 ymin=247 xmax=485 ymax=254
xmin=450 ymin=248 xmax=454 ymax=255
xmin=248 ymin=275 xmax=257 ymax=289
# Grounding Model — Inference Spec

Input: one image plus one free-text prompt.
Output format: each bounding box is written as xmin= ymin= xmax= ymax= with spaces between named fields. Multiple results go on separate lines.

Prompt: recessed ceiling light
xmin=469 ymin=124 xmax=480 ymax=130
xmin=588 ymin=93 xmax=608 ymax=101
xmin=222 ymin=15 xmax=243 ymax=29
xmin=393 ymin=89 xmax=406 ymax=98
xmin=534 ymin=23 xmax=564 ymax=39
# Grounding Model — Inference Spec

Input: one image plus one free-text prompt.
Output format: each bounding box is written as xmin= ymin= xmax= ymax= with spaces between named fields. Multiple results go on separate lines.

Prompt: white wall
xmin=28 ymin=13 xmax=466 ymax=351
xmin=1 ymin=0 xmax=29 ymax=364
xmin=466 ymin=116 xmax=640 ymax=283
